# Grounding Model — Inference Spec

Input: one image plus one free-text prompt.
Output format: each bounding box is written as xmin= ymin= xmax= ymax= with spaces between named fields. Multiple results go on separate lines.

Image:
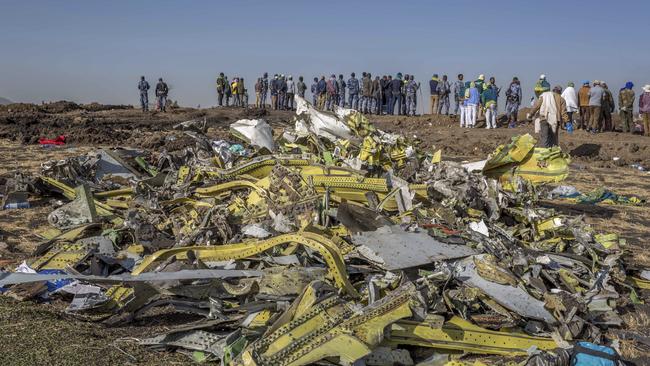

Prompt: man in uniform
xmin=618 ymin=82 xmax=635 ymax=133
xmin=437 ymin=75 xmax=451 ymax=115
xmin=138 ymin=76 xmax=150 ymax=112
xmin=348 ymin=72 xmax=360 ymax=110
xmin=155 ymin=78 xmax=169 ymax=112
xmin=452 ymin=74 xmax=465 ymax=117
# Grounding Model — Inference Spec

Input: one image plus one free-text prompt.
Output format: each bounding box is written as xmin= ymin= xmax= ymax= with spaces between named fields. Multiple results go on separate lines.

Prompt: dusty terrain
xmin=0 ymin=103 xmax=649 ymax=365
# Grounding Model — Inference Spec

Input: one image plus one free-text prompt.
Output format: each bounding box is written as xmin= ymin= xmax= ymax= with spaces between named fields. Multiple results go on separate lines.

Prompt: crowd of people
xmin=136 ymin=73 xmax=650 ymax=141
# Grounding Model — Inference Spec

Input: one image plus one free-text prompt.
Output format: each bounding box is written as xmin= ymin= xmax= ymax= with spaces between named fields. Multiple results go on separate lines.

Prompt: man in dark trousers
xmin=155 ymin=78 xmax=169 ymax=112
xmin=138 ymin=76 xmax=150 ymax=112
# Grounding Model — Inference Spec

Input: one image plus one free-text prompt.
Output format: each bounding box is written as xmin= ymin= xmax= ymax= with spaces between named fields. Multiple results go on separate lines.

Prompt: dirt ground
xmin=1 ymin=104 xmax=649 ymax=365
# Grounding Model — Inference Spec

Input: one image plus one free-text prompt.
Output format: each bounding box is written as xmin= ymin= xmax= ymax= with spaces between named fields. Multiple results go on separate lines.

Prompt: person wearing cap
xmin=639 ymin=85 xmax=650 ymax=136
xmin=601 ymin=83 xmax=615 ymax=131
xmin=588 ymin=80 xmax=605 ymax=133
xmin=527 ymin=85 xmax=569 ymax=147
xmin=618 ymin=82 xmax=635 ymax=133
xmin=505 ymin=77 xmax=522 ymax=127
xmin=561 ymin=82 xmax=579 ymax=129
xmin=138 ymin=76 xmax=150 ymax=112
xmin=534 ymin=74 xmax=550 ymax=98
xmin=577 ymin=81 xmax=591 ymax=129
xmin=429 ymin=74 xmax=440 ymax=115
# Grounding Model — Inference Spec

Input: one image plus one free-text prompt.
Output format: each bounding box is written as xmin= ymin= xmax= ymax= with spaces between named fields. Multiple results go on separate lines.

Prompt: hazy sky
xmin=1 ymin=0 xmax=648 ymax=111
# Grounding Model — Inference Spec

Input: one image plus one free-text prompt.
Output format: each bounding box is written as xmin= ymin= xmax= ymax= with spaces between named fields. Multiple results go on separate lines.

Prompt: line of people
xmin=216 ymin=73 xmax=248 ymax=108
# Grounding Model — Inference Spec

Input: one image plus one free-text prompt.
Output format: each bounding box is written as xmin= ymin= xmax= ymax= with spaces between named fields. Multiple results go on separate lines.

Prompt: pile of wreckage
xmin=1 ymin=96 xmax=649 ymax=365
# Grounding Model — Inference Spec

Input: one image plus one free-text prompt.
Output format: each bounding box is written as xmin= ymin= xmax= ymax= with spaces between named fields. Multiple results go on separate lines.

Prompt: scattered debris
xmin=0 ymin=97 xmax=645 ymax=365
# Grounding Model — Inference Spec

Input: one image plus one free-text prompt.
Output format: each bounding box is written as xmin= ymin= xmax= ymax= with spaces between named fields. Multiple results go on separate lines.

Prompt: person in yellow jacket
xmin=231 ymin=78 xmax=240 ymax=107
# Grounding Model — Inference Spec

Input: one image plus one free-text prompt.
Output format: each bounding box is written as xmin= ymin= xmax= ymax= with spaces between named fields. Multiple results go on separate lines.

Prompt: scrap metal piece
xmin=235 ymin=281 xmax=418 ymax=366
xmin=130 ymin=233 xmax=359 ymax=298
xmin=351 ymin=226 xmax=477 ymax=270
xmin=230 ymin=119 xmax=275 ymax=152
xmin=386 ymin=315 xmax=557 ymax=356
xmin=456 ymin=255 xmax=555 ymax=323
xmin=48 ymin=184 xmax=98 ymax=229
xmin=0 ymin=269 xmax=264 ymax=286
xmin=140 ymin=330 xmax=229 ymax=358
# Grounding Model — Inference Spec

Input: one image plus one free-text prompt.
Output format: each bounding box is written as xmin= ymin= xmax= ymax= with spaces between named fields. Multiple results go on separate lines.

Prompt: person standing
xmin=388 ymin=73 xmax=403 ymax=115
xmin=278 ymin=75 xmax=287 ymax=110
xmin=286 ymin=75 xmax=296 ymax=110
xmin=505 ymin=77 xmax=522 ymax=127
xmin=261 ymin=72 xmax=269 ymax=108
xmin=561 ymin=82 xmax=579 ymax=129
xmin=429 ymin=74 xmax=440 ymax=115
xmin=481 ymin=80 xmax=498 ymax=129
xmin=360 ymin=72 xmax=372 ymax=113
xmin=640 ymin=85 xmax=650 ymax=136
xmin=577 ymin=81 xmax=591 ymax=129
xmin=452 ymin=74 xmax=465 ymax=117
xmin=400 ymin=74 xmax=409 ymax=115
xmin=216 ymin=73 xmax=226 ymax=107
xmin=336 ymin=75 xmax=346 ymax=107
xmin=238 ymin=78 xmax=246 ymax=107
xmin=155 ymin=78 xmax=169 ymax=112
xmin=317 ymin=76 xmax=327 ymax=109
xmin=475 ymin=74 xmax=486 ymax=118
xmin=347 ymin=73 xmax=360 ymax=110
xmin=405 ymin=75 xmax=419 ymax=116
xmin=255 ymin=78 xmax=263 ymax=108
xmin=231 ymin=78 xmax=240 ymax=107
xmin=310 ymin=77 xmax=318 ymax=106
xmin=464 ymin=82 xmax=480 ymax=128
xmin=618 ymin=82 xmax=635 ymax=133
xmin=527 ymin=86 xmax=569 ymax=147
xmin=601 ymin=83 xmax=615 ymax=131
xmin=372 ymin=76 xmax=381 ymax=114
xmin=437 ymin=75 xmax=451 ymax=115
xmin=138 ymin=76 xmax=150 ymax=112
xmin=224 ymin=76 xmax=231 ymax=107
xmin=297 ymin=76 xmax=307 ymax=99
xmin=588 ymin=81 xmax=605 ymax=133
xmin=326 ymin=74 xmax=337 ymax=110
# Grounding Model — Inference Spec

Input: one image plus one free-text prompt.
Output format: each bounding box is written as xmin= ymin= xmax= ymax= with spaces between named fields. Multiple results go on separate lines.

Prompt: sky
xmin=1 ymin=0 xmax=648 ymax=112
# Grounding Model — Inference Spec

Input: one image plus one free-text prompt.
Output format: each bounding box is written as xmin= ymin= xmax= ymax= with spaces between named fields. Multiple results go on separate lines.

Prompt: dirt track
xmin=1 ymin=104 xmax=650 ymax=365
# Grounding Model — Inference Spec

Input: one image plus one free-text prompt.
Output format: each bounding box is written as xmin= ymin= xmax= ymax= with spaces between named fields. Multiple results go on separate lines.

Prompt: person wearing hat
xmin=534 ymin=74 xmax=551 ymax=98
xmin=527 ymin=85 xmax=569 ymax=147
xmin=429 ymin=74 xmax=440 ymax=115
xmin=640 ymin=85 xmax=650 ymax=136
xmin=588 ymin=80 xmax=605 ymax=133
xmin=618 ymin=82 xmax=635 ymax=133
xmin=561 ymin=82 xmax=579 ymax=129
xmin=577 ymin=81 xmax=591 ymax=129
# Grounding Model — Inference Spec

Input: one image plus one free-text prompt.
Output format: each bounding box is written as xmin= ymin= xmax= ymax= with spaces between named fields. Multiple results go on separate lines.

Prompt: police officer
xmin=155 ymin=78 xmax=169 ymax=112
xmin=406 ymin=75 xmax=419 ymax=116
xmin=337 ymin=74 xmax=346 ymax=107
xmin=138 ymin=76 xmax=150 ymax=112
xmin=348 ymin=72 xmax=360 ymax=110
xmin=437 ymin=75 xmax=451 ymax=115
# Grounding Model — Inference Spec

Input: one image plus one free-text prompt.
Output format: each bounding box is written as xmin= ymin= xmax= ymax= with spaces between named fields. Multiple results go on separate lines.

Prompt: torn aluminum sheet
xmin=140 ymin=330 xmax=229 ymax=358
xmin=294 ymin=96 xmax=353 ymax=141
xmin=95 ymin=149 xmax=139 ymax=181
xmin=456 ymin=254 xmax=555 ymax=323
xmin=351 ymin=225 xmax=477 ymax=270
xmin=56 ymin=281 xmax=108 ymax=311
xmin=0 ymin=269 xmax=263 ymax=286
xmin=230 ymin=119 xmax=275 ymax=152
xmin=462 ymin=159 xmax=488 ymax=172
xmin=47 ymin=184 xmax=98 ymax=229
